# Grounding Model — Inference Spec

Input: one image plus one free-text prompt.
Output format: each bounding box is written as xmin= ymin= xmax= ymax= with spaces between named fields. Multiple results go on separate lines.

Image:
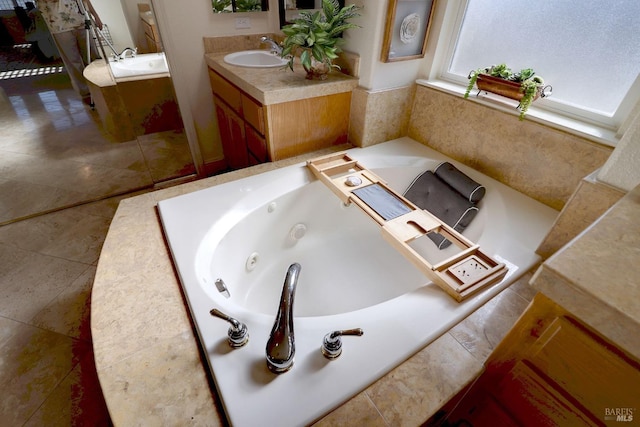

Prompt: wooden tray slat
xmin=307 ymin=152 xmax=508 ymax=302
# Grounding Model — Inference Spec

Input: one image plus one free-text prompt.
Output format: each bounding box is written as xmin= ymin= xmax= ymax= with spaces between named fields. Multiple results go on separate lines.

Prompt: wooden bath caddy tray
xmin=307 ymin=152 xmax=507 ymax=302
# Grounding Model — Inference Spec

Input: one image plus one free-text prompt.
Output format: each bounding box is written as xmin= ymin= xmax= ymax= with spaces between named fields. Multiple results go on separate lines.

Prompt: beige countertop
xmin=91 ymin=146 xmax=500 ymax=426
xmin=205 ymin=52 xmax=359 ymax=105
xmin=84 ymin=59 xmax=116 ymax=88
xmin=84 ymin=58 xmax=169 ymax=86
xmin=532 ymin=184 xmax=640 ymax=359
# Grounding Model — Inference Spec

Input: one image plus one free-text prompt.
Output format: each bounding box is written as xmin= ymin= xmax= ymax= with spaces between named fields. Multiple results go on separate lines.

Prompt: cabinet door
xmin=241 ymin=94 xmax=265 ymax=135
xmin=215 ymin=99 xmax=248 ymax=170
xmin=443 ymin=293 xmax=640 ymax=426
xmin=245 ymin=123 xmax=268 ymax=163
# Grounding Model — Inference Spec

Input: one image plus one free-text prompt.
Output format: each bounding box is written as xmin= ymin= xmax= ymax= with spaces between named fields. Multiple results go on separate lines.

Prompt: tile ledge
xmin=416 ymin=79 xmax=619 ymax=148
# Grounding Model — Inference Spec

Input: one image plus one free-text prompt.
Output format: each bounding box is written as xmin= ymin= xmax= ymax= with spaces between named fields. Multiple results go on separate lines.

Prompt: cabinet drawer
xmin=208 ymin=70 xmax=242 ymax=114
xmin=241 ymin=94 xmax=265 ymax=135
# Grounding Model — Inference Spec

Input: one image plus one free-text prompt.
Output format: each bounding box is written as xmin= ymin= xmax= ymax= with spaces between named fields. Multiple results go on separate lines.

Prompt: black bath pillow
xmin=434 ymin=162 xmax=486 ymax=203
xmin=404 ymin=164 xmax=484 ymax=249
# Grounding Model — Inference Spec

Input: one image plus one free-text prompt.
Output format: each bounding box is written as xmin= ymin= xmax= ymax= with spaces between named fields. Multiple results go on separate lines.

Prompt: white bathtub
xmin=158 ymin=138 xmax=558 ymax=427
xmin=109 ymin=52 xmax=169 ymax=79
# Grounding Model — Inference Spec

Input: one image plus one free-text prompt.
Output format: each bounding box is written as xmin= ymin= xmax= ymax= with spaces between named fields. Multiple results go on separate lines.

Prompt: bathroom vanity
xmin=205 ymin=52 xmax=358 ymax=167
xmin=84 ymin=58 xmax=182 ymax=142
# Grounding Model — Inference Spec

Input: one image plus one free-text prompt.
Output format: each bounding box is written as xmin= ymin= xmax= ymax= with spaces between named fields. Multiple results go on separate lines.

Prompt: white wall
xmin=151 ymin=0 xmax=279 ymax=162
xmin=342 ymin=0 xmax=432 ymax=91
xmin=119 ymin=0 xmax=152 ymax=52
xmin=90 ymin=0 xmax=134 ymax=52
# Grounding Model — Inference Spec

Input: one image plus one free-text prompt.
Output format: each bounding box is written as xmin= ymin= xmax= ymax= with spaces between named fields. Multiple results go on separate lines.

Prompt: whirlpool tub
xmin=157 ymin=138 xmax=558 ymax=426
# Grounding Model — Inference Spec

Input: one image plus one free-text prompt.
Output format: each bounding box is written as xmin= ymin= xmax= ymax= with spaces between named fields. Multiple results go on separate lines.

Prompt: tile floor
xmin=0 ymin=46 xmax=195 ymax=225
xmin=0 ymin=194 xmax=125 ymax=425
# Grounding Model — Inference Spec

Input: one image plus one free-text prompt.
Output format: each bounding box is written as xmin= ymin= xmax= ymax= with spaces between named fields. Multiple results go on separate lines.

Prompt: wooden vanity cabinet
xmin=209 ymin=69 xmax=268 ymax=169
xmin=138 ymin=5 xmax=162 ymax=53
xmin=444 ymin=293 xmax=640 ymax=426
xmin=208 ymin=67 xmax=351 ymax=169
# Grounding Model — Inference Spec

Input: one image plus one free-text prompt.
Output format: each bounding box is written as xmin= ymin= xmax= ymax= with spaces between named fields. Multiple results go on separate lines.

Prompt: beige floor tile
xmin=448 ymin=285 xmax=532 ymax=362
xmin=0 ymin=320 xmax=91 ymax=425
xmin=313 ymin=393 xmax=387 ymax=427
xmin=0 ymin=208 xmax=112 ymax=264
xmin=364 ymin=333 xmax=483 ymax=427
xmin=508 ymin=270 xmax=538 ymax=302
xmin=0 ymin=243 xmax=87 ymax=322
xmin=0 ymin=315 xmax=23 ymax=348
xmin=23 ymin=350 xmax=111 ymax=427
xmin=0 ymin=178 xmax=86 ymax=224
xmin=31 ymin=266 xmax=95 ymax=341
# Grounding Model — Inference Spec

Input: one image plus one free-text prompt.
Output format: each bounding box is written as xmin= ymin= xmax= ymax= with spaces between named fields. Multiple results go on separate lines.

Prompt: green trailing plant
xmin=464 ymin=63 xmax=546 ymax=120
xmin=280 ymin=0 xmax=361 ymax=74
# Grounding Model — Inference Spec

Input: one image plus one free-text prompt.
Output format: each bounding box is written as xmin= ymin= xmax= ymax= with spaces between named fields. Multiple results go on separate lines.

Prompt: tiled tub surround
xmin=156 ymin=139 xmax=557 ymax=426
xmin=407 ymin=85 xmax=613 ymax=212
xmin=92 ymin=139 xmax=554 ymax=426
xmin=536 ymin=171 xmax=625 ymax=258
xmin=348 ymin=84 xmax=617 ymax=258
xmin=531 ymin=183 xmax=640 ymax=361
xmin=350 ymin=84 xmax=613 ymax=211
xmin=349 ymin=85 xmax=416 ymax=149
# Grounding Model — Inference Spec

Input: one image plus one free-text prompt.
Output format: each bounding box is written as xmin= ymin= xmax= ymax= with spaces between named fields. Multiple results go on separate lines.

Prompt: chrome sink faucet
xmin=266 ymin=263 xmax=301 ymax=373
xmin=260 ymin=36 xmax=282 ymax=55
xmin=118 ymin=47 xmax=137 ymax=60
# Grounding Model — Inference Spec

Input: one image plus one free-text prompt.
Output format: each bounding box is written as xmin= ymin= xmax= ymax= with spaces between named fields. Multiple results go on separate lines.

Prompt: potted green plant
xmin=464 ymin=63 xmax=551 ymax=120
xmin=280 ymin=0 xmax=361 ymax=80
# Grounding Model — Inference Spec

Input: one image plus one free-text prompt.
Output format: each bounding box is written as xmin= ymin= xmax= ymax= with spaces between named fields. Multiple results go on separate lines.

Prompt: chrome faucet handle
xmin=321 ymin=328 xmax=364 ymax=359
xmin=210 ymin=308 xmax=249 ymax=348
xmin=260 ymin=36 xmax=283 ymax=55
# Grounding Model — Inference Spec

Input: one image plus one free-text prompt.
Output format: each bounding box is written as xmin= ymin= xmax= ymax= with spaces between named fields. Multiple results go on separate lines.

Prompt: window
xmin=437 ymin=0 xmax=640 ymax=132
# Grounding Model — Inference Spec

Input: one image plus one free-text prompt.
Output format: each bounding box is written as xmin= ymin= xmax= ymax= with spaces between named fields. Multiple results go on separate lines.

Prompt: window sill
xmin=416 ymin=79 xmax=619 ymax=148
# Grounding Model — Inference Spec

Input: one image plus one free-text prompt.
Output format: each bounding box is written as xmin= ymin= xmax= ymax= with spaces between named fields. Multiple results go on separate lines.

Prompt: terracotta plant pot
xmin=475 ymin=74 xmax=540 ymax=101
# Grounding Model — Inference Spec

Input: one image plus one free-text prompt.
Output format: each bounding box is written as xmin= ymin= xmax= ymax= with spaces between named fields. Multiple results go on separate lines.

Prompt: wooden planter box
xmin=476 ymin=74 xmax=540 ymax=101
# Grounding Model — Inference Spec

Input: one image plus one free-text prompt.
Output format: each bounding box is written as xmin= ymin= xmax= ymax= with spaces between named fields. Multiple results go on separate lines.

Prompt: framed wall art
xmin=381 ymin=0 xmax=436 ymax=62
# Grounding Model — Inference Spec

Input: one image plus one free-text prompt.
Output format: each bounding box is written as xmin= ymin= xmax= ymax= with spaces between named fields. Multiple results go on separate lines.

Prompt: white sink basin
xmin=223 ymin=50 xmax=288 ymax=68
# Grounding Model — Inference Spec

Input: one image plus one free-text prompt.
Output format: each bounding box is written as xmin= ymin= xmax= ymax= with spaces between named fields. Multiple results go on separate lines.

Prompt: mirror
xmin=0 ymin=0 xmax=195 ymax=225
xmin=279 ymin=0 xmax=343 ymax=27
xmin=211 ymin=0 xmax=269 ymax=13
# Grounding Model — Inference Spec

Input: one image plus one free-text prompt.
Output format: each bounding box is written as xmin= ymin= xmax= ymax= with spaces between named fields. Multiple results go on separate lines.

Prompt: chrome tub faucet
xmin=266 ymin=263 xmax=301 ymax=373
